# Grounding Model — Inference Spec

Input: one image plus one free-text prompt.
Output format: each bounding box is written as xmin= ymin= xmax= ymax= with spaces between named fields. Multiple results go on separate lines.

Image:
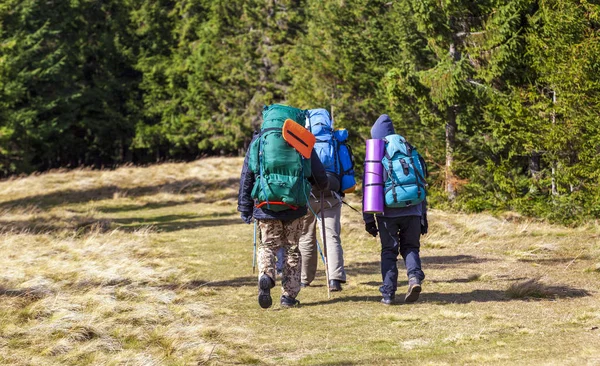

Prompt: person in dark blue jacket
xmin=238 ymin=134 xmax=329 ymax=309
xmin=363 ymin=114 xmax=428 ymax=305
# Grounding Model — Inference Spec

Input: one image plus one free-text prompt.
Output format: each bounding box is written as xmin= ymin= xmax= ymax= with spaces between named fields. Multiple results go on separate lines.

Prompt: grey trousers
xmin=298 ymin=196 xmax=346 ymax=284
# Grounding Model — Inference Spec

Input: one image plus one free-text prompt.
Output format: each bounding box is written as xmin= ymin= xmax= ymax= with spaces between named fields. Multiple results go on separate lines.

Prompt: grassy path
xmin=0 ymin=157 xmax=599 ymax=365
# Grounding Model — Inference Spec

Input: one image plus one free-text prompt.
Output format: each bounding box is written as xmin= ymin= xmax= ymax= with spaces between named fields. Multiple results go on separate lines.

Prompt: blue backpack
xmin=307 ymin=109 xmax=356 ymax=193
xmin=382 ymin=134 xmax=427 ymax=207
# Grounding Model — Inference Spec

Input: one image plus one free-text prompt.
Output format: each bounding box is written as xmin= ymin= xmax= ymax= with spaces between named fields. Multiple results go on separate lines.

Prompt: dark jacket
xmin=238 ymin=134 xmax=329 ymax=221
xmin=362 ymin=114 xmax=426 ymax=224
xmin=311 ymin=172 xmax=341 ymax=199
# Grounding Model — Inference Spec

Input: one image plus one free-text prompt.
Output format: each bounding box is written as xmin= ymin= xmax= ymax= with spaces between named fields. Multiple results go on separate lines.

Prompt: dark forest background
xmin=1 ymin=0 xmax=599 ymax=224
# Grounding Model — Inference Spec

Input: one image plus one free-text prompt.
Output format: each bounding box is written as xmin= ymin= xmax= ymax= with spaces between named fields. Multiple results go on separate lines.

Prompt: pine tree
xmin=0 ymin=0 xmax=141 ymax=173
xmin=287 ymin=0 xmax=400 ymax=142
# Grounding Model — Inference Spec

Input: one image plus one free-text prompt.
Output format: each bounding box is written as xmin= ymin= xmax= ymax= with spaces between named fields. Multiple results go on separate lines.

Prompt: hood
xmin=370 ymin=114 xmax=395 ymax=139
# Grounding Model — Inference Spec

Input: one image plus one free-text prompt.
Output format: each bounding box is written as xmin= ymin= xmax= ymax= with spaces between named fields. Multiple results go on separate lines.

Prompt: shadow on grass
xmin=161 ymin=276 xmax=258 ymax=290
xmin=0 ymin=213 xmax=242 ymax=234
xmin=112 ymin=214 xmax=241 ymax=232
xmin=422 ymin=285 xmax=590 ymax=304
xmin=429 ymin=276 xmax=529 ymax=284
xmin=0 ymin=220 xmax=63 ymax=234
xmin=360 ymin=280 xmax=409 ymax=287
xmin=345 ymin=261 xmax=380 ymax=276
xmin=423 ymin=255 xmax=492 ymax=266
xmin=0 ymin=285 xmax=52 ymax=300
xmin=303 ymin=284 xmax=590 ymax=306
xmin=95 ymin=195 xmax=237 ymax=213
xmin=308 ymin=360 xmax=385 ymax=366
xmin=0 ymin=177 xmax=239 ymax=210
xmin=516 ymin=257 xmax=592 ymax=265
xmin=347 ymin=256 xmax=492 ymax=277
xmin=359 ymin=281 xmax=381 ymax=287
xmin=302 ymin=295 xmax=381 ymax=307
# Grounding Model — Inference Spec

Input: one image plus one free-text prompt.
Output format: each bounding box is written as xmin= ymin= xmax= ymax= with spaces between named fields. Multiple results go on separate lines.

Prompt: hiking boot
xmin=280 ymin=295 xmax=300 ymax=308
xmin=300 ymin=282 xmax=310 ymax=288
xmin=381 ymin=294 xmax=395 ymax=306
xmin=329 ymin=279 xmax=342 ymax=292
xmin=405 ymin=277 xmax=422 ymax=303
xmin=258 ymin=274 xmax=275 ymax=309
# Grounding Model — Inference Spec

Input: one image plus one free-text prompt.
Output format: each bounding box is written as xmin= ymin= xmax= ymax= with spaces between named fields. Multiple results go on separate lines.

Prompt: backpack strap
xmin=338 ymin=140 xmax=355 ymax=174
xmin=418 ymin=154 xmax=428 ymax=178
xmin=400 ymin=159 xmax=410 ymax=176
xmin=259 ymin=127 xmax=281 ymax=136
xmin=410 ymin=155 xmax=423 ymax=200
xmin=255 ymin=201 xmax=299 ymax=210
xmin=364 ymin=157 xmax=383 ymax=187
xmin=258 ymin=133 xmax=270 ymax=208
xmin=388 ymin=158 xmax=398 ymax=204
xmin=382 ymin=138 xmax=398 ymax=203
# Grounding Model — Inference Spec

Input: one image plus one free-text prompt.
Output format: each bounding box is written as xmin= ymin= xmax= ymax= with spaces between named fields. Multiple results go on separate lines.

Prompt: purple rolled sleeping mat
xmin=363 ymin=139 xmax=385 ymax=214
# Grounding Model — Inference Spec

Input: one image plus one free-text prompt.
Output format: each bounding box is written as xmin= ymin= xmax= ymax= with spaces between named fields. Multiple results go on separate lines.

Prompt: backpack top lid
xmin=307 ymin=108 xmax=333 ymax=136
xmin=384 ymin=134 xmax=411 ymax=157
xmin=262 ymin=104 xmax=306 ymax=128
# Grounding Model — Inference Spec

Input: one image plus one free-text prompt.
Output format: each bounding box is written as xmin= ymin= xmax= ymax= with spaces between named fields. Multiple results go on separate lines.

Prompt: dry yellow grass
xmin=0 ymin=156 xmax=599 ymax=365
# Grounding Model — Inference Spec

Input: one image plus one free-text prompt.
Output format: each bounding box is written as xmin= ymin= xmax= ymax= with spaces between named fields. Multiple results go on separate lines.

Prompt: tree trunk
xmin=529 ymin=151 xmax=541 ymax=193
xmin=551 ymin=90 xmax=558 ymax=196
xmin=445 ymin=106 xmax=457 ymax=201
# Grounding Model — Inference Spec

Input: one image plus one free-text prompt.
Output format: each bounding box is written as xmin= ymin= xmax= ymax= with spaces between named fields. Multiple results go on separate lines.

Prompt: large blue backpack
xmin=382 ymin=134 xmax=427 ymax=207
xmin=307 ymin=109 xmax=356 ymax=193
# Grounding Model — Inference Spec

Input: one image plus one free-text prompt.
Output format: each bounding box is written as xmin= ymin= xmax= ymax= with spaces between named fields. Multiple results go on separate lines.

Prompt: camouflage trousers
xmin=257 ymin=218 xmax=303 ymax=299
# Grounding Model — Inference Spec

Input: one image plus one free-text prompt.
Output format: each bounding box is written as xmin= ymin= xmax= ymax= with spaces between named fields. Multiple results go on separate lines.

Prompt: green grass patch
xmin=0 ymin=158 xmax=598 ymax=365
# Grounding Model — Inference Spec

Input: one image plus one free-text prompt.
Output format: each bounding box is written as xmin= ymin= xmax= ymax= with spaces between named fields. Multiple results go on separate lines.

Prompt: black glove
xmin=420 ymin=212 xmax=428 ymax=235
xmin=365 ymin=221 xmax=378 ymax=237
xmin=241 ymin=212 xmax=253 ymax=224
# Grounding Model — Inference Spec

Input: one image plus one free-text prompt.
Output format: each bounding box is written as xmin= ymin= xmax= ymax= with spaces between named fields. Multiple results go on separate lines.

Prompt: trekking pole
xmin=319 ymin=191 xmax=331 ymax=299
xmin=341 ymin=200 xmax=362 ymax=215
xmin=315 ymin=238 xmax=327 ymax=266
xmin=331 ymin=191 xmax=361 ymax=216
xmin=252 ymin=220 xmax=257 ymax=274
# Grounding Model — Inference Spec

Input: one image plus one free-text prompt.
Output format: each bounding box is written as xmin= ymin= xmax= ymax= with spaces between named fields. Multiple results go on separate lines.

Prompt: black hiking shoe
xmin=381 ymin=294 xmax=395 ymax=306
xmin=280 ymin=295 xmax=300 ymax=308
xmin=405 ymin=277 xmax=422 ymax=303
xmin=258 ymin=274 xmax=275 ymax=309
xmin=300 ymin=282 xmax=310 ymax=288
xmin=329 ymin=279 xmax=342 ymax=292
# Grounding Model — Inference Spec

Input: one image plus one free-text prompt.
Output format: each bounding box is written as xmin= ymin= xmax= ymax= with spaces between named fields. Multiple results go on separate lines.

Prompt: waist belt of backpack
xmin=255 ymin=201 xmax=299 ymax=210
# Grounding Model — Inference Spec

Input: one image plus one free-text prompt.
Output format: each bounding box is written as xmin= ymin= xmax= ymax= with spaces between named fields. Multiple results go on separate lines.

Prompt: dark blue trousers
xmin=376 ymin=215 xmax=424 ymax=298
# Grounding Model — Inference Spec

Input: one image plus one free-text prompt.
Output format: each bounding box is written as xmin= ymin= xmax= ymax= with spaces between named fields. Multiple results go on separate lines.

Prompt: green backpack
xmin=248 ymin=104 xmax=312 ymax=212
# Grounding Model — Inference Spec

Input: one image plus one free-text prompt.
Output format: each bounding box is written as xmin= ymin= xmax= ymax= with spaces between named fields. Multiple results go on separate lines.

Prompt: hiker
xmin=298 ymin=109 xmax=356 ymax=291
xmin=363 ymin=114 xmax=428 ymax=305
xmin=238 ymin=104 xmax=329 ymax=309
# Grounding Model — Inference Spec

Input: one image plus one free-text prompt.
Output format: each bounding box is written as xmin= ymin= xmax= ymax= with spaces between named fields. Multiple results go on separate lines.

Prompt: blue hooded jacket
xmin=362 ymin=114 xmax=425 ymax=224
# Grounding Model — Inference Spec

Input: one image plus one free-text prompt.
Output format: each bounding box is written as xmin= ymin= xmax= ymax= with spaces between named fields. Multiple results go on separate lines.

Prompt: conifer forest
xmin=1 ymin=0 xmax=599 ymax=224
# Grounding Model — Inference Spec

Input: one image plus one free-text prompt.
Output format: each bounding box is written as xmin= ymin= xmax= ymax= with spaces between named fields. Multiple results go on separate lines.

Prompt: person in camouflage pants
xmin=238 ymin=128 xmax=329 ymax=309
xmin=258 ymin=219 xmax=303 ymax=300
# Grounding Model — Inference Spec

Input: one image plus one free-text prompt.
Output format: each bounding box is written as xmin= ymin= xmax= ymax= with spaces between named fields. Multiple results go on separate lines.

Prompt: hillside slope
xmin=0 ymin=157 xmax=599 ymax=365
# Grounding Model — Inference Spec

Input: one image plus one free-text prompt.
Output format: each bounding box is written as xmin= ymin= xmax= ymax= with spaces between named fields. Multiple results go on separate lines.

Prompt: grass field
xmin=0 ymin=157 xmax=599 ymax=365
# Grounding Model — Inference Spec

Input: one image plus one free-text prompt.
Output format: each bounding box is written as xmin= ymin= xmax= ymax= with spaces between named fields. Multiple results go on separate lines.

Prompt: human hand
xmin=241 ymin=212 xmax=253 ymax=224
xmin=420 ymin=213 xmax=428 ymax=235
xmin=365 ymin=221 xmax=378 ymax=237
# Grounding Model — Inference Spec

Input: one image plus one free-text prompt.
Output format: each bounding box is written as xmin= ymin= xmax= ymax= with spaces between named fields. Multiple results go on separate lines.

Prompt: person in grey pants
xmin=298 ymin=174 xmax=347 ymax=291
